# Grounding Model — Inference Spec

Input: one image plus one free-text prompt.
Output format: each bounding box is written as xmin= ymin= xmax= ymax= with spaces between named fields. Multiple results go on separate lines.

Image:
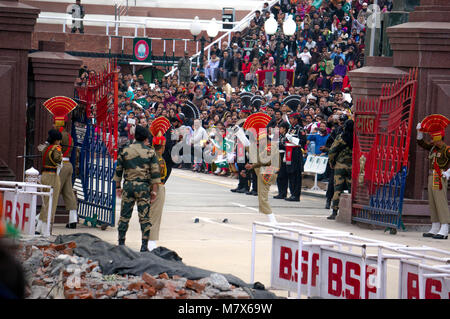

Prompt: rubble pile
xmin=17 ymin=237 xmax=252 ymax=299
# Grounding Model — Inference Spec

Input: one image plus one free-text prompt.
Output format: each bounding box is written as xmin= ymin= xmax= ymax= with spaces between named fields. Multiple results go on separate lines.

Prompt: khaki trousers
xmin=59 ymin=162 xmax=78 ymax=210
xmin=255 ymin=168 xmax=277 ymax=215
xmin=39 ymin=172 xmax=61 ymax=227
xmin=428 ymin=175 xmax=450 ymax=224
xmin=149 ymin=184 xmax=166 ymax=240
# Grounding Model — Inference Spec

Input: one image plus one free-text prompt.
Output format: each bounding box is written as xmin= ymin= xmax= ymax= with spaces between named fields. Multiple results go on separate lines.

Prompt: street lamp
xmin=190 ymin=16 xmax=219 ymax=70
xmin=265 ymin=14 xmax=296 ymax=86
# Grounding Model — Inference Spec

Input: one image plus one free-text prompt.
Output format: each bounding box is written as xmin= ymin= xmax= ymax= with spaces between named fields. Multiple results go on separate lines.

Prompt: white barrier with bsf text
xmin=251 ymin=222 xmax=450 ymax=299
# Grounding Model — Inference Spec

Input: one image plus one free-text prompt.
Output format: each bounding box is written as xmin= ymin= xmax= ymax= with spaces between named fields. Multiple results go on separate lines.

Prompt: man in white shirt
xmin=305 ymin=38 xmax=317 ymax=51
xmin=192 ymin=119 xmax=208 ymax=172
xmin=299 ymin=47 xmax=312 ymax=66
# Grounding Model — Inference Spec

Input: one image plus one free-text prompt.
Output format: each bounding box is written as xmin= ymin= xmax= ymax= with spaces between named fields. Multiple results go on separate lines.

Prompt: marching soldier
xmin=41 ymin=96 xmax=78 ymax=231
xmin=327 ymin=119 xmax=353 ymax=220
xmin=417 ymin=114 xmax=450 ymax=239
xmin=36 ymin=129 xmax=63 ymax=235
xmin=274 ymin=121 xmax=290 ymax=199
xmin=53 ymin=119 xmax=79 ymax=229
xmin=146 ymin=117 xmax=171 ymax=251
xmin=243 ymin=112 xmax=279 ymax=224
xmin=114 ymin=125 xmax=161 ymax=252
xmin=284 ymin=113 xmax=307 ymax=202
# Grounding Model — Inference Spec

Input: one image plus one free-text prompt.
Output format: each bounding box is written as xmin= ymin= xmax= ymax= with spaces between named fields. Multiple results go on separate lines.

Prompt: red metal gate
xmin=352 ymin=69 xmax=418 ymax=230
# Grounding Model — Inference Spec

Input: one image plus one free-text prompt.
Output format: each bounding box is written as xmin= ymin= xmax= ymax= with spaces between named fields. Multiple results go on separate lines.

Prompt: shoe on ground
xmin=327 ymin=210 xmax=338 ymax=220
xmin=236 ymin=188 xmax=248 ymax=193
xmin=66 ymin=222 xmax=77 ymax=229
xmin=273 ymin=194 xmax=286 ymax=199
xmin=251 ymin=190 xmax=258 ymax=196
xmin=423 ymin=232 xmax=436 ymax=238
xmin=285 ymin=196 xmax=300 ymax=202
xmin=432 ymin=234 xmax=448 ymax=240
xmin=230 ymin=188 xmax=239 ymax=193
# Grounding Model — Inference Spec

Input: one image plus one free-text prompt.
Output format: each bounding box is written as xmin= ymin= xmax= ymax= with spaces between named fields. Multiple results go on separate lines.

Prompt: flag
xmin=135 ymin=97 xmax=149 ymax=110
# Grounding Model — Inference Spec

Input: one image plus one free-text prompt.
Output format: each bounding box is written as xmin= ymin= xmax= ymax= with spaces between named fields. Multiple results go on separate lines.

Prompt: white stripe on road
xmin=231 ymin=202 xmax=259 ymax=212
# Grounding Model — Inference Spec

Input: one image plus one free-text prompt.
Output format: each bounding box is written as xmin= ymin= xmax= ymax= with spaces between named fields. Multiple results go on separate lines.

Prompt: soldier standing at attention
xmin=36 ymin=129 xmax=63 ymax=235
xmin=114 ymin=125 xmax=161 ymax=252
xmin=327 ymin=119 xmax=353 ymax=220
xmin=417 ymin=114 xmax=450 ymax=240
xmin=243 ymin=112 xmax=279 ymax=224
xmin=284 ymin=113 xmax=307 ymax=202
xmin=146 ymin=117 xmax=171 ymax=251
xmin=178 ymin=51 xmax=192 ymax=85
xmin=42 ymin=96 xmax=79 ymax=229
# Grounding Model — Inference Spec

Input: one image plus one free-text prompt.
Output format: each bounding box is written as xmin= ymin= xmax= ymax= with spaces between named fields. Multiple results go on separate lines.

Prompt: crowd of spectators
xmin=77 ymin=0 xmax=390 ymax=181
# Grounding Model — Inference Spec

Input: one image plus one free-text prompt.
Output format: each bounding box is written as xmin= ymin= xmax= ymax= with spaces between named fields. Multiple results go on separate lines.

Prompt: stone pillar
xmin=348 ymin=56 xmax=407 ymax=102
xmin=28 ymin=41 xmax=82 ymax=225
xmin=387 ymin=0 xmax=450 ymax=205
xmin=0 ymin=0 xmax=39 ymax=181
xmin=27 ymin=40 xmax=82 ymax=172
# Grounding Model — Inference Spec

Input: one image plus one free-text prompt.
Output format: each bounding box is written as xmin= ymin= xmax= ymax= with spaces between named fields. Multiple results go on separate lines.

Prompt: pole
xmin=200 ymin=36 xmax=206 ymax=70
xmin=369 ymin=0 xmax=378 ymax=57
xmin=275 ymin=36 xmax=281 ymax=86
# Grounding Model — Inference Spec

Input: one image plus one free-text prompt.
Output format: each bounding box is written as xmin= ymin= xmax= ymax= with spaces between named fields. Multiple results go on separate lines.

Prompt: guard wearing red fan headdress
xmin=39 ymin=96 xmax=79 ymax=233
xmin=243 ymin=112 xmax=279 ymax=224
xmin=146 ymin=116 xmax=171 ymax=251
xmin=417 ymin=114 xmax=450 ymax=239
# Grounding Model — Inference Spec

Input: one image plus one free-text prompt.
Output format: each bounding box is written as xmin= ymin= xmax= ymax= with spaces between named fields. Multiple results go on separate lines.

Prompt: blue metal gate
xmin=72 ymin=61 xmax=118 ymax=227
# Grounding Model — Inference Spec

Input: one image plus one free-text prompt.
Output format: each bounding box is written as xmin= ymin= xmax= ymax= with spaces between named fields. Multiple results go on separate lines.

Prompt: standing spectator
xmin=219 ymin=50 xmax=233 ymax=83
xmin=178 ymin=51 xmax=192 ymax=85
xmin=68 ymin=0 xmax=85 ymax=34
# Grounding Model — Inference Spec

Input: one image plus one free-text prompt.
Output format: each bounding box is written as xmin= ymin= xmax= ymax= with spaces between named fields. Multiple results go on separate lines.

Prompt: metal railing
xmin=38 ymin=15 xmax=147 ymax=37
xmin=0 ymin=180 xmax=53 ymax=236
xmin=164 ymin=0 xmax=279 ymax=77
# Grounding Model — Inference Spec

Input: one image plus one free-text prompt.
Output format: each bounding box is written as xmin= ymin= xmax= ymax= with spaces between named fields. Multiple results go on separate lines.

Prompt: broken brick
xmin=142 ymin=272 xmax=158 ymax=287
xmin=66 ymin=242 xmax=77 ymax=249
xmin=32 ymin=279 xmax=46 ymax=287
xmin=185 ymin=280 xmax=205 ymax=293
xmin=158 ymin=272 xmax=169 ymax=280
xmin=144 ymin=286 xmax=156 ymax=297
xmin=53 ymin=243 xmax=67 ymax=251
xmin=127 ymin=281 xmax=144 ymax=291
xmin=104 ymin=286 xmax=118 ymax=297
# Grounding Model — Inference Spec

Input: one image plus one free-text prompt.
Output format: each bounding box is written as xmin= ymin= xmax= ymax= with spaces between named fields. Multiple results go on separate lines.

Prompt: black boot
xmin=325 ymin=200 xmax=331 ymax=210
xmin=140 ymin=239 xmax=149 ymax=252
xmin=118 ymin=238 xmax=125 ymax=246
xmin=273 ymin=194 xmax=286 ymax=199
xmin=327 ymin=209 xmax=338 ymax=220
xmin=66 ymin=222 xmax=77 ymax=229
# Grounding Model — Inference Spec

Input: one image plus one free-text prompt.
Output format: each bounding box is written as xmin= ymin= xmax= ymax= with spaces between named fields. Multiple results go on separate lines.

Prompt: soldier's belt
xmin=42 ymin=168 xmax=57 ymax=173
xmin=124 ymin=179 xmax=150 ymax=183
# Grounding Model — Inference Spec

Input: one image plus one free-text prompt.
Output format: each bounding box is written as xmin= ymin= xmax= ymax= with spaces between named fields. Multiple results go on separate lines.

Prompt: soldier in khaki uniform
xmin=54 ymin=121 xmax=79 ymax=229
xmin=147 ymin=117 xmax=171 ymax=251
xmin=417 ymin=114 xmax=450 ymax=240
xmin=243 ymin=113 xmax=279 ymax=224
xmin=42 ymin=96 xmax=79 ymax=229
xmin=36 ymin=129 xmax=63 ymax=235
xmin=114 ymin=125 xmax=161 ymax=252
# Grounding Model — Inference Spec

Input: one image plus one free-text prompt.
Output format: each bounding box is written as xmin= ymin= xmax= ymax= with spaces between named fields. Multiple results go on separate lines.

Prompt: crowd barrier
xmin=251 ymin=221 xmax=450 ymax=299
xmin=0 ymin=168 xmax=53 ymax=236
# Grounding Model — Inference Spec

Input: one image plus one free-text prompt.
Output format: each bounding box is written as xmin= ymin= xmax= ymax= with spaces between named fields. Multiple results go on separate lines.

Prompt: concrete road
xmin=52 ymin=168 xmax=450 ymax=299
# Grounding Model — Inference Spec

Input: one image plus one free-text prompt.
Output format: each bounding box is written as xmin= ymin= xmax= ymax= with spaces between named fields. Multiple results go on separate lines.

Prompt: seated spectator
xmin=205 ymin=52 xmax=221 ymax=83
